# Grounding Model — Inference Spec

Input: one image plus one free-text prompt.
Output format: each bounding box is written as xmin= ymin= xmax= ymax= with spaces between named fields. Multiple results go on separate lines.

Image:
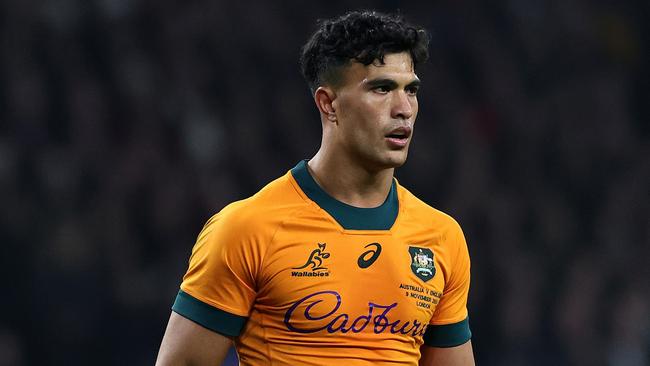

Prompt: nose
xmin=391 ymin=90 xmax=414 ymax=120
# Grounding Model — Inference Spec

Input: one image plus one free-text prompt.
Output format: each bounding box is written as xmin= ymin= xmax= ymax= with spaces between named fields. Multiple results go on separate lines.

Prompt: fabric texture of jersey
xmin=174 ymin=161 xmax=471 ymax=365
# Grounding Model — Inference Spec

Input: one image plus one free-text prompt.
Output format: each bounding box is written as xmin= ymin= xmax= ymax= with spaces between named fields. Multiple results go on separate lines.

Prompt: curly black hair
xmin=300 ymin=10 xmax=429 ymax=93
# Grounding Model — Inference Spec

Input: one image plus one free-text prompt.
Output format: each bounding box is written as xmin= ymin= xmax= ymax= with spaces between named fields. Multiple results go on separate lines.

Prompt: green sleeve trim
xmin=423 ymin=317 xmax=472 ymax=348
xmin=172 ymin=290 xmax=247 ymax=337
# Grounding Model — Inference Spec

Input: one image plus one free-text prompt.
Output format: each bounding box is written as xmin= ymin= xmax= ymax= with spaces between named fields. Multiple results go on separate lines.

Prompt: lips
xmin=385 ymin=126 xmax=412 ymax=148
xmin=385 ymin=126 xmax=412 ymax=139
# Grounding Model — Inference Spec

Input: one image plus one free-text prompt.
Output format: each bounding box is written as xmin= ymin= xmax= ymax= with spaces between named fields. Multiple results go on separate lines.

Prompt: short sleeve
xmin=172 ymin=210 xmax=262 ymax=337
xmin=423 ymin=221 xmax=472 ymax=347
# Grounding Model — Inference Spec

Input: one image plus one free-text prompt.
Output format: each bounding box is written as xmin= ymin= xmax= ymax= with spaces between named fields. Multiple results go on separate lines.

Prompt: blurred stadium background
xmin=0 ymin=0 xmax=648 ymax=365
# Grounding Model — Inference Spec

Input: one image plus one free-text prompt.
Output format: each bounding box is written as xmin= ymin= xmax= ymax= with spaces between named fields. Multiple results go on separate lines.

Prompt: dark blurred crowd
xmin=0 ymin=1 xmax=647 ymax=365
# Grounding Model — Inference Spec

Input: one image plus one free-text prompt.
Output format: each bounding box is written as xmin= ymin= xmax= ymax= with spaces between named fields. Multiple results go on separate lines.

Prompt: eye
xmin=373 ymin=85 xmax=391 ymax=94
xmin=405 ymin=85 xmax=419 ymax=96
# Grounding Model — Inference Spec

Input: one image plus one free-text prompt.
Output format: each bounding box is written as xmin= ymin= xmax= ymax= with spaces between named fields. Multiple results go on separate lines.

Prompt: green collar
xmin=291 ymin=160 xmax=398 ymax=230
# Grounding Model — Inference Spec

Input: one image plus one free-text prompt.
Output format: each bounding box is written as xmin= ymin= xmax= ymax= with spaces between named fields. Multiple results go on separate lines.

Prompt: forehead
xmin=343 ymin=52 xmax=417 ymax=86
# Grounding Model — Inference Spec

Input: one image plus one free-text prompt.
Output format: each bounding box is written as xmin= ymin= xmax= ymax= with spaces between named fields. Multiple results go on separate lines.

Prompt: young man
xmin=156 ymin=10 xmax=474 ymax=366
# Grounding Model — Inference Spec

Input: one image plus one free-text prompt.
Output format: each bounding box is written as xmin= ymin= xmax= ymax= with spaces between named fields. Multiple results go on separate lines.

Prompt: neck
xmin=307 ymin=149 xmax=395 ymax=208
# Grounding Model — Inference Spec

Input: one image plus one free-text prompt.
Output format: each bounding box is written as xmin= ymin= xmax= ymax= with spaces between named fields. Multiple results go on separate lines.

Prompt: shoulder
xmin=189 ymin=171 xmax=310 ymax=269
xmin=397 ymin=183 xmax=464 ymax=236
xmin=205 ymin=171 xmax=308 ymax=239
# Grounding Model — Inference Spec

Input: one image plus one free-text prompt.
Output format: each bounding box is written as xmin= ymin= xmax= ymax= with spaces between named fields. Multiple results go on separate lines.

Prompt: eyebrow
xmin=365 ymin=78 xmax=421 ymax=89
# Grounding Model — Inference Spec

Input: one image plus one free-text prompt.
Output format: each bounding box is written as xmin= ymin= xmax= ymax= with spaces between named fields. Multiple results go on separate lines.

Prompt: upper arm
xmin=419 ymin=340 xmax=475 ymax=366
xmin=424 ymin=220 xmax=473 ymax=348
xmin=158 ymin=211 xmax=263 ymax=364
xmin=156 ymin=311 xmax=232 ymax=366
xmin=172 ymin=211 xmax=263 ymax=335
xmin=431 ymin=222 xmax=471 ymax=325
xmin=180 ymin=211 xmax=261 ymax=317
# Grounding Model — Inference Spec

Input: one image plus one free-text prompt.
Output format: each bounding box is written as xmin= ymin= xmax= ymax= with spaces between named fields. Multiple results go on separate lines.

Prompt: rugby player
xmin=156 ymin=10 xmax=474 ymax=366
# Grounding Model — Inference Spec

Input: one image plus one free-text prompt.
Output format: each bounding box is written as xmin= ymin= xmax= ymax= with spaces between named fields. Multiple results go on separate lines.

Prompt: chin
xmin=380 ymin=152 xmax=409 ymax=169
xmin=389 ymin=158 xmax=407 ymax=168
xmin=357 ymin=149 xmax=409 ymax=172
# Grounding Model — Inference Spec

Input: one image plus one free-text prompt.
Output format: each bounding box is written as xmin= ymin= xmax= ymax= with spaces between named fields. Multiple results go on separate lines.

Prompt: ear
xmin=314 ymin=86 xmax=338 ymax=122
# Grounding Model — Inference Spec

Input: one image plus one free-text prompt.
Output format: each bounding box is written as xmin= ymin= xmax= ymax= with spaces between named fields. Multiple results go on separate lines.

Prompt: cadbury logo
xmin=283 ymin=290 xmax=427 ymax=337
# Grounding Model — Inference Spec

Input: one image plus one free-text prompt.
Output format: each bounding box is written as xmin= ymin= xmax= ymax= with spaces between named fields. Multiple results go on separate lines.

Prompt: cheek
xmin=341 ymin=100 xmax=380 ymax=133
xmin=411 ymin=99 xmax=419 ymax=119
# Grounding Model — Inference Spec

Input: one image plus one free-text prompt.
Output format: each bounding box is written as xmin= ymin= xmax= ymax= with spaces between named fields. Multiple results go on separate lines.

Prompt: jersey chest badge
xmin=409 ymin=246 xmax=436 ymax=282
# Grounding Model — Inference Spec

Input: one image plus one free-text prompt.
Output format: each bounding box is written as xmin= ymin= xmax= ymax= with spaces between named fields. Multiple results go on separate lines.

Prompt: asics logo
xmin=357 ymin=242 xmax=382 ymax=269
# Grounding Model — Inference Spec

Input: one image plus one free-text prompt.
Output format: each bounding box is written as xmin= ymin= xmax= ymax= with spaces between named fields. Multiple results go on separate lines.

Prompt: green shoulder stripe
xmin=172 ymin=290 xmax=247 ymax=337
xmin=423 ymin=317 xmax=472 ymax=348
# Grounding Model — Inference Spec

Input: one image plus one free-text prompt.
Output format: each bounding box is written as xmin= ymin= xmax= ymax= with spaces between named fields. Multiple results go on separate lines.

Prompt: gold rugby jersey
xmin=173 ymin=160 xmax=471 ymax=365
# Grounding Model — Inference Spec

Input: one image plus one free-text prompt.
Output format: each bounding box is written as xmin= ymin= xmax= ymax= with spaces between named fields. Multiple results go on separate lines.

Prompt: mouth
xmin=385 ymin=126 xmax=412 ymax=148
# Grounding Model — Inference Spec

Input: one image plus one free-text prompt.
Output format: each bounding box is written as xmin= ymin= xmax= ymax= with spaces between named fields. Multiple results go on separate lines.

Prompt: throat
xmin=306 ymin=158 xmax=394 ymax=208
